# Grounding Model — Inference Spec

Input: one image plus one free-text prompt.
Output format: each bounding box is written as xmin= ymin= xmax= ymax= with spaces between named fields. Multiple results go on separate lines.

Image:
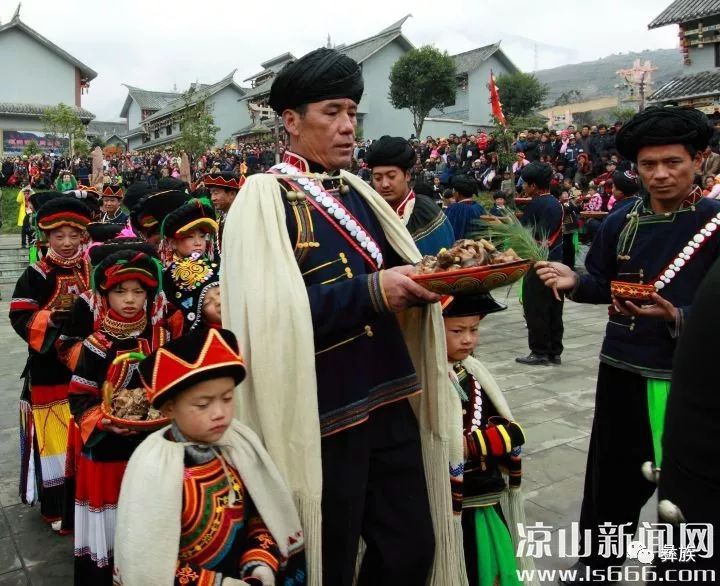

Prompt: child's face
xmin=103 ymin=196 xmax=121 ymax=214
xmin=171 ymin=229 xmax=207 ymax=257
xmin=108 ymin=279 xmax=147 ymax=318
xmin=202 ymin=286 xmax=221 ymax=324
xmin=444 ymin=316 xmax=481 ymax=362
xmin=161 ymin=376 xmax=235 ymax=443
xmin=494 ymin=197 xmax=506 ymax=207
xmin=48 ymin=226 xmax=83 ymax=258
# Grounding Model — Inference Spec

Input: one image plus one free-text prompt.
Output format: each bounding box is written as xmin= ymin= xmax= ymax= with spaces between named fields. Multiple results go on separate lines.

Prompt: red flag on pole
xmin=489 ymin=70 xmax=506 ymax=126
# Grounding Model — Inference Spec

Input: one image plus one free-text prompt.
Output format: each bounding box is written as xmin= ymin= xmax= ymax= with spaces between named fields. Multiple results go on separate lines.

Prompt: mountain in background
xmin=534 ymin=48 xmax=683 ymax=105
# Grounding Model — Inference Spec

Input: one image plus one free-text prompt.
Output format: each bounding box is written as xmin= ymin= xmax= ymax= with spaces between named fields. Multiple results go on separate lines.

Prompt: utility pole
xmin=617 ymin=60 xmax=656 ymax=112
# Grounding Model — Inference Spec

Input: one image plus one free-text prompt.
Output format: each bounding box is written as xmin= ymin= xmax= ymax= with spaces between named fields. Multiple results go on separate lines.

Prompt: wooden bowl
xmin=100 ymin=402 xmax=169 ymax=431
xmin=514 ymin=197 xmax=532 ymax=205
xmin=411 ymin=259 xmax=531 ymax=295
xmin=580 ymin=211 xmax=608 ymax=219
xmin=610 ymin=280 xmax=656 ymax=302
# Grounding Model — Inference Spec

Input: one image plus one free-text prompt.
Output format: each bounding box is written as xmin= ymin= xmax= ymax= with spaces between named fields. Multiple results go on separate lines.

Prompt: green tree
xmin=74 ymin=137 xmax=91 ymax=157
xmin=609 ymin=106 xmax=637 ymax=124
xmin=495 ymin=72 xmax=549 ymax=120
xmin=553 ymin=89 xmax=583 ymax=107
xmin=41 ymin=103 xmax=87 ymax=159
xmin=174 ymin=88 xmax=220 ymax=157
xmin=22 ymin=140 xmax=41 ymax=157
xmin=389 ymin=46 xmax=456 ymax=138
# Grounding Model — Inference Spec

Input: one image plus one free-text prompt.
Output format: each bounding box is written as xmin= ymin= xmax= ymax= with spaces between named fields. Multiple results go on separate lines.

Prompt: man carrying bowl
xmin=220 ymin=48 xmax=466 ymax=585
xmin=536 ymin=106 xmax=720 ymax=583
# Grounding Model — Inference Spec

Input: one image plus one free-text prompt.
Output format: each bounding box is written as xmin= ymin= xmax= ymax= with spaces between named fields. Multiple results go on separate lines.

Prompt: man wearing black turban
xmin=444 ymin=174 xmax=487 ymax=240
xmin=533 ymin=107 xmax=720 ymax=583
xmin=223 ymin=48 xmax=441 ymax=585
xmin=367 ymin=135 xmax=454 ymax=255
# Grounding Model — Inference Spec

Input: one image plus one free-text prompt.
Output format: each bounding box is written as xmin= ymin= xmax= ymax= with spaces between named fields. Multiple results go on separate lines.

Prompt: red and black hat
xmin=203 ymin=171 xmax=241 ymax=191
xmin=35 ymin=195 xmax=93 ymax=233
xmin=87 ymin=222 xmax=124 ymax=243
xmin=139 ymin=328 xmax=246 ymax=408
xmin=89 ymin=237 xmax=158 ymax=267
xmin=92 ymin=248 xmax=161 ymax=294
xmin=161 ymin=198 xmax=218 ymax=240
xmin=143 ymin=190 xmax=191 ymax=229
xmin=102 ymin=185 xmax=125 ymax=199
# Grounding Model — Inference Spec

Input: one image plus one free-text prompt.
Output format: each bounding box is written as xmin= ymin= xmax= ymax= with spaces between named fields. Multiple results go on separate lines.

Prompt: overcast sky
xmin=7 ymin=0 xmax=679 ymax=121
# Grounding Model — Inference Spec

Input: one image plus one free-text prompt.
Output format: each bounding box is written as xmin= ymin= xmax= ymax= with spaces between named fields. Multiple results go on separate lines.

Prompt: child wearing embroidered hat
xmin=67 ymin=246 xmax=169 ymax=585
xmin=442 ymin=293 xmax=537 ymax=586
xmin=114 ymin=328 xmax=306 ymax=586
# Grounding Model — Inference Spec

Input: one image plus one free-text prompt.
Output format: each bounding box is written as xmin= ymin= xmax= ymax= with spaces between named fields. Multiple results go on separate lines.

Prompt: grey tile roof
xmin=239 ymin=21 xmax=414 ymax=104
xmin=142 ymin=71 xmax=244 ymax=124
xmin=0 ymin=15 xmax=97 ymax=80
xmin=232 ymin=122 xmax=273 ymax=136
xmin=648 ymin=70 xmax=720 ymax=101
xmin=0 ymin=102 xmax=95 ymax=121
xmin=649 ymin=0 xmax=720 ymax=29
xmin=120 ymin=85 xmax=181 ymax=118
xmin=86 ymin=120 xmax=128 ymax=137
xmin=428 ymin=109 xmax=469 ymax=120
xmin=453 ymin=44 xmax=500 ymax=75
xmin=122 ymin=127 xmax=145 ymax=139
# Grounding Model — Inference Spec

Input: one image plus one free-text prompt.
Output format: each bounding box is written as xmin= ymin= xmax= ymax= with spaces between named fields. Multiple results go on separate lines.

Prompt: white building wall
xmin=127 ymin=100 xmax=142 ymax=130
xmin=359 ymin=40 xmax=414 ymax=140
xmin=467 ymin=56 xmax=513 ymax=125
xmin=208 ymin=86 xmax=246 ymax=146
xmin=0 ymin=28 xmax=77 ymax=105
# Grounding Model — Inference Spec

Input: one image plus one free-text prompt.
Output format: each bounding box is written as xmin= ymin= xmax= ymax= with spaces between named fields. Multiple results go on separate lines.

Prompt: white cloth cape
xmin=113 ymin=420 xmax=303 ymax=586
xmin=221 ymin=169 xmax=465 ymax=585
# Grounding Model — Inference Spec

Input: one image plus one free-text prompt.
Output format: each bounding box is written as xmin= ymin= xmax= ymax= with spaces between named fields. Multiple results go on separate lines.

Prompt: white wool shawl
xmin=221 ymin=169 xmax=465 ymax=585
xmin=113 ymin=420 xmax=303 ymax=586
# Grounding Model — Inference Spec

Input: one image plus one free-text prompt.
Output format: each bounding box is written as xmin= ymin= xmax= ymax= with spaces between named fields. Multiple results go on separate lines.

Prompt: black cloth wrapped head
xmin=139 ymin=328 xmax=246 ymax=408
xmin=451 ymin=175 xmax=478 ymax=198
xmin=612 ymin=168 xmax=640 ymax=195
xmin=92 ymin=248 xmax=162 ymax=295
xmin=161 ymin=198 xmax=217 ymax=240
xmin=143 ymin=190 xmax=192 ymax=230
xmin=87 ymin=222 xmax=124 ymax=243
xmin=35 ymin=195 xmax=93 ymax=233
xmin=441 ymin=293 xmax=507 ymax=318
xmin=30 ymin=190 xmax=62 ymax=212
xmin=616 ymin=106 xmax=714 ymax=162
xmin=269 ymin=47 xmax=364 ymax=115
xmin=156 ymin=177 xmax=188 ymax=192
xmin=124 ymin=181 xmax=151 ymax=212
xmin=366 ymin=136 xmax=416 ymax=170
xmin=89 ymin=237 xmax=157 ymax=268
xmin=521 ymin=162 xmax=554 ymax=190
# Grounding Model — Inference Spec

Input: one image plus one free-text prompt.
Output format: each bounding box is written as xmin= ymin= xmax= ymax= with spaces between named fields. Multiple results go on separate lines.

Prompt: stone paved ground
xmin=0 ymin=247 xmax=655 ymax=584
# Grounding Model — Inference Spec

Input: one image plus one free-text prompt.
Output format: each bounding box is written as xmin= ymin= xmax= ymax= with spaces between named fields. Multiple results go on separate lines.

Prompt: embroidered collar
xmin=396 ymin=190 xmax=416 ymax=222
xmin=640 ymin=185 xmax=704 ymax=215
xmin=46 ymin=247 xmax=84 ymax=269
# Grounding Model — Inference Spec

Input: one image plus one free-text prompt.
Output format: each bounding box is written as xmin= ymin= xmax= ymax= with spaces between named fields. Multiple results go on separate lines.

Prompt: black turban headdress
xmin=451 ymin=175 xmax=477 ymax=198
xmin=616 ymin=106 xmax=713 ymax=162
xmin=612 ymin=168 xmax=640 ymax=195
xmin=269 ymin=48 xmax=364 ymax=114
xmin=520 ymin=162 xmax=554 ymax=190
xmin=366 ymin=135 xmax=416 ymax=170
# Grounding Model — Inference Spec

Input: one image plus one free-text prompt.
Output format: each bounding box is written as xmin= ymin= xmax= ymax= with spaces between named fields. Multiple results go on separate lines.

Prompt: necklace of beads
xmin=653 ymin=211 xmax=720 ymax=291
xmin=273 ymin=162 xmax=384 ymax=270
xmin=101 ymin=313 xmax=147 ymax=339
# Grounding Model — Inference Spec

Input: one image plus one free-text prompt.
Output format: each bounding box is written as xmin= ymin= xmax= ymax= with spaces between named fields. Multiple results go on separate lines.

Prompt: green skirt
xmin=463 ymin=505 xmax=521 ymax=586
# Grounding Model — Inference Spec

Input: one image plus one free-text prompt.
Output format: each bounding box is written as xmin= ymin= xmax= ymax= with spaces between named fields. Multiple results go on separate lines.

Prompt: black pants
xmin=562 ymin=232 xmax=576 ymax=270
xmin=579 ymin=363 xmax=656 ymax=570
xmin=21 ymin=215 xmax=32 ymax=246
xmin=321 ymin=399 xmax=435 ymax=586
xmin=524 ymin=267 xmax=564 ymax=357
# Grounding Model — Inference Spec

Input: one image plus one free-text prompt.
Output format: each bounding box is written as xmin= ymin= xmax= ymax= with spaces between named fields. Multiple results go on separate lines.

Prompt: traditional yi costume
xmin=101 ymin=185 xmax=129 ymax=225
xmin=443 ymin=294 xmax=538 ymax=586
xmin=203 ymin=171 xmax=243 ymax=251
xmin=365 ymin=135 xmax=455 ymax=255
xmin=9 ymin=196 xmax=93 ymax=520
xmin=221 ymin=48 xmax=462 ymax=586
xmin=114 ymin=328 xmax=306 ymax=585
xmin=68 ymin=246 xmax=168 ymax=584
xmin=565 ymin=107 xmax=720 ymax=574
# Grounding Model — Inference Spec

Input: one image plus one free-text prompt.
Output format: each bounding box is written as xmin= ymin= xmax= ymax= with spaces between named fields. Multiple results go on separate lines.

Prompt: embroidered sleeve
xmin=56 ymin=295 xmax=95 ymax=370
xmin=68 ymin=338 xmax=110 ymax=443
xmin=10 ymin=266 xmax=58 ymax=353
xmin=174 ymin=561 xmax=220 ymax=585
xmin=239 ymin=498 xmax=282 ymax=579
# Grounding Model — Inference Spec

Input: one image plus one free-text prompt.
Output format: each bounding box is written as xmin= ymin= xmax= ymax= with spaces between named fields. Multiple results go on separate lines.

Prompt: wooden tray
xmin=411 ymin=259 xmax=531 ymax=295
xmin=100 ymin=402 xmax=169 ymax=431
xmin=580 ymin=211 xmax=608 ymax=219
xmin=610 ymin=280 xmax=655 ymax=302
